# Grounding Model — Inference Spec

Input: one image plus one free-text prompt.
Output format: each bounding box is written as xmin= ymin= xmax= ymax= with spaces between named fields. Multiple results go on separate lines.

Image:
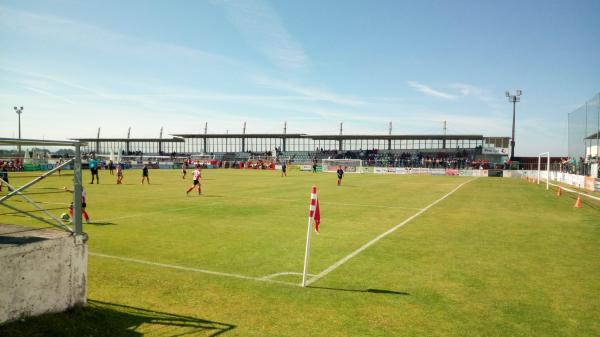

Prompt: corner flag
xmin=309 ymin=185 xmax=320 ymax=233
xmin=303 ymin=185 xmax=321 ymax=287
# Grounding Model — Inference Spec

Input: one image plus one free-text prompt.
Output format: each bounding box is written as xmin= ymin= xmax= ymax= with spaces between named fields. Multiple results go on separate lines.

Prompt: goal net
xmin=321 ymin=159 xmax=364 ymax=173
xmin=190 ymin=154 xmax=216 ymax=165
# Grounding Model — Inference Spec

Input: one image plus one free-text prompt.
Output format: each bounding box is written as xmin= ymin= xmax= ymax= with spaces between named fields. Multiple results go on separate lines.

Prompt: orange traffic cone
xmin=556 ymin=186 xmax=562 ymax=197
xmin=574 ymin=194 xmax=582 ymax=208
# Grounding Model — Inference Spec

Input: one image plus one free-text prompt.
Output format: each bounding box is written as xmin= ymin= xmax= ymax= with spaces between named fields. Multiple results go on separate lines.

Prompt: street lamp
xmin=14 ymin=106 xmax=23 ymax=157
xmin=505 ymin=90 xmax=522 ymax=161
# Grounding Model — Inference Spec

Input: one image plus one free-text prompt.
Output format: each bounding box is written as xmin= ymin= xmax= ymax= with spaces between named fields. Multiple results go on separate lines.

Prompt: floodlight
xmin=516 ymin=90 xmax=522 ymax=96
xmin=505 ymin=91 xmax=510 ymax=97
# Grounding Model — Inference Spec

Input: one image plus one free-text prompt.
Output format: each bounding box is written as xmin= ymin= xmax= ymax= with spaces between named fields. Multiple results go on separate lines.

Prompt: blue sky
xmin=1 ymin=0 xmax=599 ymax=155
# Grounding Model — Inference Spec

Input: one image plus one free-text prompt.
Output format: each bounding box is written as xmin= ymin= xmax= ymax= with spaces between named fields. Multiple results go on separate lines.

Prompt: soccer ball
xmin=60 ymin=213 xmax=70 ymax=222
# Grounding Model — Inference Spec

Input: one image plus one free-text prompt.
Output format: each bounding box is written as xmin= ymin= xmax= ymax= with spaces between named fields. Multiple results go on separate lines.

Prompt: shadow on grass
xmin=0 ymin=206 xmax=65 ymax=216
xmin=87 ymin=222 xmax=117 ymax=226
xmin=308 ymin=286 xmax=410 ymax=296
xmin=564 ymin=193 xmax=600 ymax=210
xmin=0 ymin=299 xmax=235 ymax=337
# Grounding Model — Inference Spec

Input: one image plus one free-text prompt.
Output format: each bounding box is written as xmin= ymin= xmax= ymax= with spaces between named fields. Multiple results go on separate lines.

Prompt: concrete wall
xmin=0 ymin=225 xmax=87 ymax=324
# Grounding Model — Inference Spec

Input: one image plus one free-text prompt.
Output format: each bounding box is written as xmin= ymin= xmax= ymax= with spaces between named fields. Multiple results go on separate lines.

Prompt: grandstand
xmin=73 ymin=133 xmax=511 ymax=169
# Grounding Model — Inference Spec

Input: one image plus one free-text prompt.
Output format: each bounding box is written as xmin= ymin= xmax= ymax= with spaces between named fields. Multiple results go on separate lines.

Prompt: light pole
xmin=505 ymin=90 xmax=522 ymax=161
xmin=14 ymin=106 xmax=23 ymax=157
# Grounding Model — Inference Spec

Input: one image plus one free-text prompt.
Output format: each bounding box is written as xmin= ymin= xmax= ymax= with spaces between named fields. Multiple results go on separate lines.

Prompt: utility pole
xmin=96 ymin=127 xmax=101 ymax=153
xmin=283 ymin=121 xmax=287 ymax=152
xmin=388 ymin=121 xmax=392 ymax=151
xmin=339 ymin=122 xmax=343 ymax=151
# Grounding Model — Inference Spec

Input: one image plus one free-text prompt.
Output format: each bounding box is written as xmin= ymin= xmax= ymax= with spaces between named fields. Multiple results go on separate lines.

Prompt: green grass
xmin=1 ymin=169 xmax=598 ymax=336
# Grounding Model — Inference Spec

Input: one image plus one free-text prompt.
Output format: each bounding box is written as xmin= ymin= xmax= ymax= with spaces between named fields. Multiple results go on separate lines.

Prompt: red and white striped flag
xmin=309 ymin=185 xmax=321 ymax=233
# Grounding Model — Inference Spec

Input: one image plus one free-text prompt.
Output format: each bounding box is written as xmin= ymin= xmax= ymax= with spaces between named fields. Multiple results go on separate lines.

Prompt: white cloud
xmin=407 ymin=81 xmax=457 ymax=100
xmin=22 ymin=86 xmax=76 ymax=104
xmin=0 ymin=5 xmax=241 ymax=68
xmin=253 ymin=76 xmax=365 ymax=106
xmin=219 ymin=0 xmax=308 ymax=69
xmin=450 ymin=83 xmax=493 ymax=102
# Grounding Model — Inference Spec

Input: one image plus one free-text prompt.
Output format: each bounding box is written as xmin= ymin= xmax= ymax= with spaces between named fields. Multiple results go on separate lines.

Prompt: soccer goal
xmin=321 ymin=159 xmax=364 ymax=173
xmin=537 ymin=152 xmax=550 ymax=190
xmin=190 ymin=154 xmax=216 ymax=166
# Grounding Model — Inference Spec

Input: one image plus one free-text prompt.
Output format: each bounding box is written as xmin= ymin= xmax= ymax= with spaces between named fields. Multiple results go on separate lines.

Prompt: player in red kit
xmin=63 ymin=186 xmax=90 ymax=224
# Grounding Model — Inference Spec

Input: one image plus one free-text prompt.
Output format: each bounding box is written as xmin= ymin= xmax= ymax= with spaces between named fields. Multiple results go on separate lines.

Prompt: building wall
xmin=0 ymin=227 xmax=87 ymax=324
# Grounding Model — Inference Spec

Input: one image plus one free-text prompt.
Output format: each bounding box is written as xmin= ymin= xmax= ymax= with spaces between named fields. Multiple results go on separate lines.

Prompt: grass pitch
xmin=0 ymin=169 xmax=599 ymax=336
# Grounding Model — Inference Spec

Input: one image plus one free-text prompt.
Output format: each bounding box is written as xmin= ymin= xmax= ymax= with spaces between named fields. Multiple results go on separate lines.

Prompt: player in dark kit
xmin=281 ymin=162 xmax=287 ymax=177
xmin=0 ymin=163 xmax=9 ymax=192
xmin=182 ymin=162 xmax=188 ymax=180
xmin=141 ymin=164 xmax=150 ymax=184
xmin=336 ymin=166 xmax=344 ymax=186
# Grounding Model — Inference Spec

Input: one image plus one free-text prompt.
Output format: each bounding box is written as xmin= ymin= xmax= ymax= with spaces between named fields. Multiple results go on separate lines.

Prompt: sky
xmin=1 ymin=0 xmax=599 ymax=155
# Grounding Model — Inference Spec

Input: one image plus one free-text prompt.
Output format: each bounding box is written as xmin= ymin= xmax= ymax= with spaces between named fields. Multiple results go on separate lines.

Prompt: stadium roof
xmin=170 ymin=133 xmax=306 ymax=138
xmin=0 ymin=138 xmax=87 ymax=146
xmin=72 ymin=137 xmax=184 ymax=142
xmin=308 ymin=134 xmax=485 ymax=140
xmin=585 ymin=132 xmax=600 ymax=139
xmin=170 ymin=133 xmax=496 ymax=140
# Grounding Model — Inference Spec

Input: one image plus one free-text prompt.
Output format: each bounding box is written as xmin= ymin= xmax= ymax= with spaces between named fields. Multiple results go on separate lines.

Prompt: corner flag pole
xmin=302 ymin=186 xmax=318 ymax=287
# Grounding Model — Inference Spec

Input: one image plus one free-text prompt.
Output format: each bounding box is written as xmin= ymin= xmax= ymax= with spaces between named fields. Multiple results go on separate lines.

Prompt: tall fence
xmin=568 ymin=93 xmax=600 ymax=160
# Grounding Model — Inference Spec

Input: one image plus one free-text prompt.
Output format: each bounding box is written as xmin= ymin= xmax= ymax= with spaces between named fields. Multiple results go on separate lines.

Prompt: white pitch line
xmin=90 ymin=252 xmax=299 ymax=286
xmin=260 ymin=272 xmax=316 ymax=281
xmin=545 ymin=180 xmax=600 ymax=202
xmin=304 ymin=178 xmax=477 ymax=287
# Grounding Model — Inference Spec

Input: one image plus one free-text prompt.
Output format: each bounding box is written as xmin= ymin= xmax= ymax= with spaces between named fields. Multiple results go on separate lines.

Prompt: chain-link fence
xmin=569 ymin=93 xmax=600 ymax=160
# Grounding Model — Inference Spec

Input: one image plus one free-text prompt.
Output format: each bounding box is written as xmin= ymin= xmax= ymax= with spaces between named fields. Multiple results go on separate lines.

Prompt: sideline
xmin=90 ymin=252 xmax=299 ymax=286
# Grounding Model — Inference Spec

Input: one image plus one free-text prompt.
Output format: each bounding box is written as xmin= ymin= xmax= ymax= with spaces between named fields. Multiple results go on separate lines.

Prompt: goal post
xmin=537 ymin=152 xmax=550 ymax=190
xmin=321 ymin=159 xmax=364 ymax=173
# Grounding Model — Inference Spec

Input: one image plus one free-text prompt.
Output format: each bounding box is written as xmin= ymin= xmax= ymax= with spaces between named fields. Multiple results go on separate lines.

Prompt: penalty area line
xmin=305 ymin=178 xmax=477 ymax=287
xmin=90 ymin=252 xmax=299 ymax=286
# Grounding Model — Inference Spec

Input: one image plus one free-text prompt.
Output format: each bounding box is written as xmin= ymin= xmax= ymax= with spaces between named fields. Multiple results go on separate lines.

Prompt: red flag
xmin=309 ymin=185 xmax=320 ymax=233
xmin=313 ymin=199 xmax=320 ymax=233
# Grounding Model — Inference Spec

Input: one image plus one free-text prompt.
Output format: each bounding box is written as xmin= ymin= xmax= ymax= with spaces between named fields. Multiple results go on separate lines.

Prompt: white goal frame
xmin=321 ymin=159 xmax=364 ymax=173
xmin=537 ymin=152 xmax=550 ymax=190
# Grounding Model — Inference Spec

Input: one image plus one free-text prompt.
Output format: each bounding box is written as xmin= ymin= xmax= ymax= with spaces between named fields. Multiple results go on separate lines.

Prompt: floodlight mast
xmin=506 ymin=90 xmax=522 ymax=161
xmin=14 ymin=106 xmax=24 ymax=157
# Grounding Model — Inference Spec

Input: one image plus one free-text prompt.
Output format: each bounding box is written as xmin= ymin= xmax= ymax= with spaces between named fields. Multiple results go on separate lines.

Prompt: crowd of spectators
xmin=560 ymin=157 xmax=589 ymax=175
xmin=0 ymin=159 xmax=23 ymax=171
xmin=327 ymin=149 xmax=487 ymax=169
